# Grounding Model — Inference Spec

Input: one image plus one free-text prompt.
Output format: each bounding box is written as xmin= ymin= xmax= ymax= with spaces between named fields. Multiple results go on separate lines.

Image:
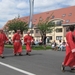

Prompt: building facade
xmin=3 ymin=6 xmax=75 ymax=44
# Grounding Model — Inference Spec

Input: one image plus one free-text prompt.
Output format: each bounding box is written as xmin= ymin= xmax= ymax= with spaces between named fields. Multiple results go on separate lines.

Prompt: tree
xmin=37 ymin=13 xmax=55 ymax=44
xmin=7 ymin=18 xmax=28 ymax=34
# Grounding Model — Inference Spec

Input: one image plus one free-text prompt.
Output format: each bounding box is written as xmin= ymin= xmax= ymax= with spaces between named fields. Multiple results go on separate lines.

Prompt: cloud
xmin=17 ymin=2 xmax=29 ymax=9
xmin=0 ymin=0 xmax=29 ymax=28
xmin=34 ymin=0 xmax=75 ymax=13
xmin=0 ymin=0 xmax=75 ymax=28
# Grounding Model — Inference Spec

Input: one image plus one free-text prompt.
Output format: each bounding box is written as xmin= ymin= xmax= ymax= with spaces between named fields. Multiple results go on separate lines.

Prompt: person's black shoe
xmin=1 ymin=56 xmax=5 ymax=59
xmin=26 ymin=53 xmax=28 ymax=55
xmin=26 ymin=53 xmax=31 ymax=56
xmin=26 ymin=53 xmax=30 ymax=55
xmin=14 ymin=54 xmax=17 ymax=56
xmin=61 ymin=65 xmax=65 ymax=72
xmin=71 ymin=68 xmax=75 ymax=70
xmin=19 ymin=53 xmax=23 ymax=56
xmin=71 ymin=68 xmax=75 ymax=72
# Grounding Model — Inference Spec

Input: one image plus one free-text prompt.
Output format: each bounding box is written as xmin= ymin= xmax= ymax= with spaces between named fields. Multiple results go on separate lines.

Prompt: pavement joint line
xmin=0 ymin=62 xmax=36 ymax=75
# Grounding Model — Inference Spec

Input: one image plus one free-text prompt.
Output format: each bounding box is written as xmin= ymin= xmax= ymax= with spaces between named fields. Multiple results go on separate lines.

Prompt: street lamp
xmin=29 ymin=0 xmax=34 ymax=29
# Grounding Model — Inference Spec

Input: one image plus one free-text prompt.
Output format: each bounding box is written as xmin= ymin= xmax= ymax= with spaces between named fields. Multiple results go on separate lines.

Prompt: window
xmin=46 ymin=36 xmax=52 ymax=43
xmin=56 ymin=21 xmax=62 ymax=26
xmin=30 ymin=30 xmax=33 ymax=34
xmin=51 ymin=15 xmax=55 ymax=19
xmin=62 ymin=14 xmax=66 ymax=17
xmin=66 ymin=20 xmax=70 ymax=23
xmin=36 ymin=30 xmax=39 ymax=33
xmin=49 ymin=36 xmax=52 ymax=40
xmin=68 ymin=13 xmax=72 ymax=16
xmin=56 ymin=28 xmax=62 ymax=32
xmin=56 ymin=36 xmax=62 ymax=40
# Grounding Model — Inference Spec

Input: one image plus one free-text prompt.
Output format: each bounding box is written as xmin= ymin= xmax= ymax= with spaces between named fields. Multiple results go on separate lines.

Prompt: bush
xmin=4 ymin=45 xmax=52 ymax=50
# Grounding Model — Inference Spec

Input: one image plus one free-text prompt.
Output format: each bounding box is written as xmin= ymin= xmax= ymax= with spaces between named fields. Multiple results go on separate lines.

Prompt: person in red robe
xmin=12 ymin=30 xmax=22 ymax=56
xmin=24 ymin=31 xmax=33 ymax=55
xmin=0 ymin=29 xmax=8 ymax=58
xmin=61 ymin=25 xmax=75 ymax=72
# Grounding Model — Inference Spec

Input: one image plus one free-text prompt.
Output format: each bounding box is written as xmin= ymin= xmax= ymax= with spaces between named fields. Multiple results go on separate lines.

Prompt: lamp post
xmin=29 ymin=0 xmax=34 ymax=29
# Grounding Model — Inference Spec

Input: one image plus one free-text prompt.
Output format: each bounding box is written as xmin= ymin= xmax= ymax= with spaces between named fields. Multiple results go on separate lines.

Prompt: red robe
xmin=0 ymin=33 xmax=8 ymax=55
xmin=63 ymin=31 xmax=75 ymax=67
xmin=13 ymin=33 xmax=22 ymax=54
xmin=24 ymin=35 xmax=33 ymax=52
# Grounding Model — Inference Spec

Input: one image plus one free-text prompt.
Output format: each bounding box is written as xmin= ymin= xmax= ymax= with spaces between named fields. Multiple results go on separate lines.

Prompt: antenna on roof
xmin=18 ymin=14 xmax=20 ymax=18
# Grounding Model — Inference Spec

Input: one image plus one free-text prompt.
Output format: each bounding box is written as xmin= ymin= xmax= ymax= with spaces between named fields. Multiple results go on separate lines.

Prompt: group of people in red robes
xmin=0 ymin=29 xmax=33 ymax=59
xmin=0 ymin=25 xmax=75 ymax=72
xmin=13 ymin=30 xmax=33 ymax=56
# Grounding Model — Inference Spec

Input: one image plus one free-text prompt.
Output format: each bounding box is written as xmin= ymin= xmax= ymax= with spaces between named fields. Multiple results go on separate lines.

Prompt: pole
xmin=29 ymin=0 xmax=34 ymax=29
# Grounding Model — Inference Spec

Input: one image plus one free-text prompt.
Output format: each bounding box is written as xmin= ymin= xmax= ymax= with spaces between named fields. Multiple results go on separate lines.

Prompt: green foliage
xmin=7 ymin=19 xmax=28 ymax=34
xmin=37 ymin=12 xmax=55 ymax=40
xmin=4 ymin=45 xmax=52 ymax=50
xmin=37 ymin=20 xmax=55 ymax=35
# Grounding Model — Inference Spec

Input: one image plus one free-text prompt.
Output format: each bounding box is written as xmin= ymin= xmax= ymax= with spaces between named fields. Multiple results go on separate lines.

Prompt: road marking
xmin=0 ymin=62 xmax=36 ymax=75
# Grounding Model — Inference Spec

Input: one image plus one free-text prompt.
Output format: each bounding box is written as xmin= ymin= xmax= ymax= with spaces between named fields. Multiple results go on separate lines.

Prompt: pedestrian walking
xmin=12 ymin=30 xmax=22 ymax=56
xmin=43 ymin=34 xmax=47 ymax=48
xmin=0 ymin=29 xmax=8 ymax=58
xmin=61 ymin=25 xmax=75 ymax=72
xmin=24 ymin=31 xmax=33 ymax=56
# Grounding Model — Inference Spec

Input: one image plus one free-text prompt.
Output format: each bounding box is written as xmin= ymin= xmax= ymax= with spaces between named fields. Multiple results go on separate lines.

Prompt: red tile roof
xmin=20 ymin=6 xmax=75 ymax=25
xmin=3 ymin=6 xmax=75 ymax=29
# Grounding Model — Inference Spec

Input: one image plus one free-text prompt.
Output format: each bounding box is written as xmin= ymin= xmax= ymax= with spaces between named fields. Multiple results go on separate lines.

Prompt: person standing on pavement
xmin=61 ymin=25 xmax=75 ymax=72
xmin=43 ymin=34 xmax=47 ymax=48
xmin=0 ymin=29 xmax=8 ymax=58
xmin=12 ymin=30 xmax=23 ymax=56
xmin=24 ymin=31 xmax=33 ymax=56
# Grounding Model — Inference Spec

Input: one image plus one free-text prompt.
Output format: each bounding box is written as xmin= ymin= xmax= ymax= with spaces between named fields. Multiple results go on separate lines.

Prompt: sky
xmin=0 ymin=0 xmax=75 ymax=28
